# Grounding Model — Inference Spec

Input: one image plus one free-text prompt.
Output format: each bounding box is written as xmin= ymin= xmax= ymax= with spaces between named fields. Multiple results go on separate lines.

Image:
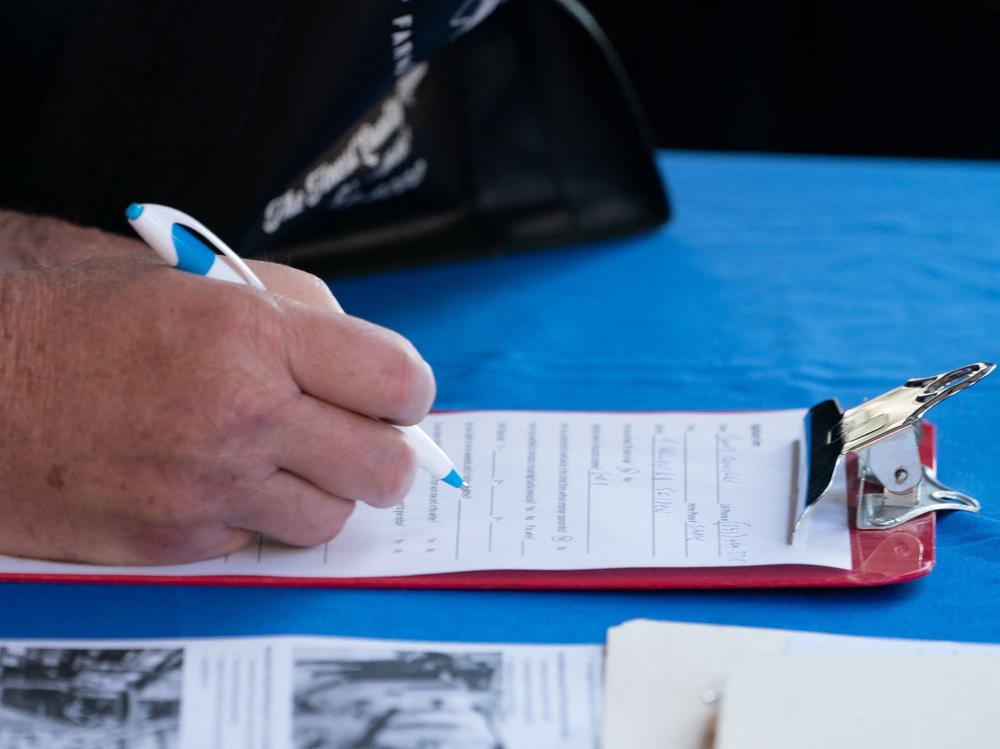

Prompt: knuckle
xmin=142 ymin=482 xmax=218 ymax=528
xmin=175 ymin=293 xmax=289 ymax=440
xmin=134 ymin=523 xmax=238 ymax=566
xmin=299 ymin=271 xmax=332 ymax=300
xmin=298 ymin=501 xmax=355 ymax=546
xmin=129 ymin=469 xmax=254 ymax=564
xmin=247 ymin=263 xmax=338 ymax=311
xmin=197 ymin=286 xmax=252 ymax=335
xmin=216 ymin=529 xmax=257 ymax=557
xmin=380 ymin=335 xmax=435 ymax=421
xmin=132 ymin=526 xmax=194 ymax=565
xmin=124 ymin=498 xmax=206 ymax=565
xmin=369 ymin=434 xmax=418 ymax=505
xmin=197 ymin=284 xmax=286 ymax=355
xmin=179 ymin=341 xmax=292 ymax=450
xmin=204 ymin=378 xmax=286 ymax=444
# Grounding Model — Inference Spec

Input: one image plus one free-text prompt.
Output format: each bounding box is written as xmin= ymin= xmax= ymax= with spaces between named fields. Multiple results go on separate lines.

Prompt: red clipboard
xmin=0 ymin=424 xmax=939 ymax=590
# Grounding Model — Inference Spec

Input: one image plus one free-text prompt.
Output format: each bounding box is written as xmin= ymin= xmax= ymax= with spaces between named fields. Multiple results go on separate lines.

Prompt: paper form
xmin=0 ymin=634 xmax=602 ymax=749
xmin=0 ymin=409 xmax=851 ymax=578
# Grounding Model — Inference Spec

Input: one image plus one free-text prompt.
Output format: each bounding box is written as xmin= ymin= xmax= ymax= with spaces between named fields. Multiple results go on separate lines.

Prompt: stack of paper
xmin=601 ymin=620 xmax=1000 ymax=749
xmin=717 ymin=655 xmax=999 ymax=749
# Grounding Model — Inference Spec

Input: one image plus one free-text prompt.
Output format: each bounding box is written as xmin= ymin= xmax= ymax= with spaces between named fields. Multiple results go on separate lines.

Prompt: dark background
xmin=581 ymin=0 xmax=1000 ymax=159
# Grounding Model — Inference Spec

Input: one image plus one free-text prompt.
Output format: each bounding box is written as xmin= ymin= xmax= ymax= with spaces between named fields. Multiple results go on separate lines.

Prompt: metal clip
xmin=791 ymin=362 xmax=993 ymax=540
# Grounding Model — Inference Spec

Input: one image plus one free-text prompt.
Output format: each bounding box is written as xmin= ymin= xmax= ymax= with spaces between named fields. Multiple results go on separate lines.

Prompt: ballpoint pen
xmin=125 ymin=202 xmax=468 ymax=491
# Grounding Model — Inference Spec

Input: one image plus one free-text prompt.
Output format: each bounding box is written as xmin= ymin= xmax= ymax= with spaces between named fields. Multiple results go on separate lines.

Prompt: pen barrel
xmin=204 ymin=256 xmax=249 ymax=285
xmin=128 ymin=203 xmax=258 ymax=288
xmin=395 ymin=424 xmax=455 ymax=481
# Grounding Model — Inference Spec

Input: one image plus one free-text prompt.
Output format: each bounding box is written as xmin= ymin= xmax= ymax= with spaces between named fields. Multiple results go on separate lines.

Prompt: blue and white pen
xmin=125 ymin=202 xmax=468 ymax=491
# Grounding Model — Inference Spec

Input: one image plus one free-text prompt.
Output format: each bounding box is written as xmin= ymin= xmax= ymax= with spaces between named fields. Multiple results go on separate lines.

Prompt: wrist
xmin=0 ymin=210 xmax=144 ymax=273
xmin=0 ymin=210 xmax=46 ymax=273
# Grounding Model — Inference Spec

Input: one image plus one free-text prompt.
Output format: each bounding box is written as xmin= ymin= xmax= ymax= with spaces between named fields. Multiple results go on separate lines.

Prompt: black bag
xmin=1 ymin=0 xmax=668 ymax=274
xmin=246 ymin=0 xmax=670 ymax=272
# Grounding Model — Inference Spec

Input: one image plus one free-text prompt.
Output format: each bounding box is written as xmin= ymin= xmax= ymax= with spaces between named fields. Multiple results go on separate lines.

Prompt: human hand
xmin=0 ymin=209 xmax=145 ymax=272
xmin=0 ymin=216 xmax=434 ymax=565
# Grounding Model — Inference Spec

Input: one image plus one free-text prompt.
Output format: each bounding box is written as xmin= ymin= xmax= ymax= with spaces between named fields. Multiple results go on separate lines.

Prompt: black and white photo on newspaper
xmin=0 ymin=635 xmax=602 ymax=749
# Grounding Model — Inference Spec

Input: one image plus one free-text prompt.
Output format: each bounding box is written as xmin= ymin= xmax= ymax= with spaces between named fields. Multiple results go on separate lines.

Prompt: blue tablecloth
xmin=3 ymin=151 xmax=999 ymax=644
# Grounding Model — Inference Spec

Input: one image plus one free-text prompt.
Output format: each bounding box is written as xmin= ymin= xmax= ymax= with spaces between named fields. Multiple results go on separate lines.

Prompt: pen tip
xmin=461 ymin=482 xmax=471 ymax=491
xmin=125 ymin=202 xmax=143 ymax=221
xmin=442 ymin=468 xmax=466 ymax=489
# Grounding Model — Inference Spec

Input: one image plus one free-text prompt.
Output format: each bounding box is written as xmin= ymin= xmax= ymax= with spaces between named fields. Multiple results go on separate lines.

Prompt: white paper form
xmin=0 ymin=635 xmax=603 ymax=749
xmin=0 ymin=409 xmax=851 ymax=578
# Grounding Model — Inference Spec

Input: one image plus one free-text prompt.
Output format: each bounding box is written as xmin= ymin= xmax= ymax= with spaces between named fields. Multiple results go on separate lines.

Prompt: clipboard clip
xmin=791 ymin=362 xmax=994 ymax=540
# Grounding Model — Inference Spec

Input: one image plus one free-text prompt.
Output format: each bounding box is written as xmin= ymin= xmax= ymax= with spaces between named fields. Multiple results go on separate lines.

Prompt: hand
xmin=0 ymin=215 xmax=435 ymax=565
xmin=0 ymin=209 xmax=147 ymax=272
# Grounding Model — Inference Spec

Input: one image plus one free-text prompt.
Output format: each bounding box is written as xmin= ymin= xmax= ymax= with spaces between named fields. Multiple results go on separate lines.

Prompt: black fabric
xmin=0 ymin=4 xmax=80 ymax=199
xmin=1 ymin=0 xmax=668 ymax=273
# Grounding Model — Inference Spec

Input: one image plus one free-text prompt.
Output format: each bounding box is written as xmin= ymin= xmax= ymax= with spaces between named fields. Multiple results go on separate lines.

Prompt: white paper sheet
xmin=0 ymin=634 xmax=602 ymax=749
xmin=0 ymin=409 xmax=851 ymax=578
xmin=601 ymin=619 xmax=1000 ymax=749
xmin=717 ymin=655 xmax=1000 ymax=749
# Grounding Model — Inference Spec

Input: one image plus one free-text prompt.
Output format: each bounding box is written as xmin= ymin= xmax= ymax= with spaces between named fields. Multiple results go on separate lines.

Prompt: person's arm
xmin=0 ymin=212 xmax=433 ymax=565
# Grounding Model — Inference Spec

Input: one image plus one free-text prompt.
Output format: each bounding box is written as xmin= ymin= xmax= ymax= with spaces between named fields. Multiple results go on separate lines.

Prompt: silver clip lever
xmin=791 ymin=362 xmax=994 ymax=539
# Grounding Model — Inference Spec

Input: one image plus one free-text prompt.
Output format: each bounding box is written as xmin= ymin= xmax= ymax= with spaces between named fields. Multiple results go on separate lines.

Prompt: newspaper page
xmin=0 ymin=634 xmax=602 ymax=749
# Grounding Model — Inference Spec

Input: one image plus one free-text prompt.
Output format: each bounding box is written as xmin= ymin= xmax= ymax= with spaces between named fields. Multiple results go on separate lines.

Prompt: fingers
xmin=245 ymin=260 xmax=343 ymax=312
xmin=274 ymin=394 xmax=418 ymax=507
xmin=229 ymin=469 xmax=356 ymax=547
xmin=277 ymin=301 xmax=436 ymax=425
xmin=245 ymin=259 xmax=435 ymax=426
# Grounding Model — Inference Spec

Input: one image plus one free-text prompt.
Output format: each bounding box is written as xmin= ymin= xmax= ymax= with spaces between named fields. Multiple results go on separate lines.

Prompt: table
xmin=3 ymin=150 xmax=999 ymax=645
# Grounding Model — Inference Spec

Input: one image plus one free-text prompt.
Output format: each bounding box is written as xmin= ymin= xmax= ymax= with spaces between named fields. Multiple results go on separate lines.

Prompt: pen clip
xmin=143 ymin=204 xmax=266 ymax=290
xmin=176 ymin=212 xmax=266 ymax=291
